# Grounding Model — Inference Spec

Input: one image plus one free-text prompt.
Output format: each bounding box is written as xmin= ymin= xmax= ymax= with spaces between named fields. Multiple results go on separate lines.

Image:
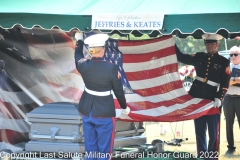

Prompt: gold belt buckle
xmin=202 ymin=78 xmax=207 ymax=83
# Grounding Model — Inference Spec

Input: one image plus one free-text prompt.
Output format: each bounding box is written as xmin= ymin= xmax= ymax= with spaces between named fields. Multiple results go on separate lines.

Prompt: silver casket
xmin=25 ymin=102 xmax=146 ymax=153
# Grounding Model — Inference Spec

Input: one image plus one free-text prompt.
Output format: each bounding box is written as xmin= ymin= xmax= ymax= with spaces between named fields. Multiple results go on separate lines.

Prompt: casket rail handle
xmin=71 ymin=132 xmax=82 ymax=143
xmin=29 ymin=128 xmax=82 ymax=142
xmin=50 ymin=127 xmax=60 ymax=139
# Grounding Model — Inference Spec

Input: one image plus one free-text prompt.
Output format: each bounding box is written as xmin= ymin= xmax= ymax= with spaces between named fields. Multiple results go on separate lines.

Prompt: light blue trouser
xmin=82 ymin=111 xmax=115 ymax=160
xmin=194 ymin=114 xmax=220 ymax=160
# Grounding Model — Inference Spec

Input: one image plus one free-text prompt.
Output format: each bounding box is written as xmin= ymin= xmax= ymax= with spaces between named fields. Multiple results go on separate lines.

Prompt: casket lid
xmin=27 ymin=102 xmax=81 ymax=120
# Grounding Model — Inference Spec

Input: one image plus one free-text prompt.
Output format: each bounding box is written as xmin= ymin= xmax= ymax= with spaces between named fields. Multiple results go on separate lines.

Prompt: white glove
xmin=122 ymin=106 xmax=130 ymax=115
xmin=75 ymin=32 xmax=83 ymax=40
xmin=214 ymin=98 xmax=221 ymax=108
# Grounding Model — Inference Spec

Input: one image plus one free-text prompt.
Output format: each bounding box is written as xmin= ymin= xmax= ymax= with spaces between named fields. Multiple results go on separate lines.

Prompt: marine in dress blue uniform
xmin=74 ymin=33 xmax=130 ymax=160
xmin=175 ymin=33 xmax=230 ymax=160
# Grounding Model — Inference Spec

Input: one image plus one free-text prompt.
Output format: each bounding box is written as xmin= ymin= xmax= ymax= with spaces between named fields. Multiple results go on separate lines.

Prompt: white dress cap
xmin=84 ymin=34 xmax=109 ymax=47
xmin=202 ymin=33 xmax=223 ymax=41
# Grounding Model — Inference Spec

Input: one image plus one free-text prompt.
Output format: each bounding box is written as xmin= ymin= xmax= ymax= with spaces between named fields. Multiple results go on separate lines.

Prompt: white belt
xmin=85 ymin=87 xmax=111 ymax=96
xmin=195 ymin=76 xmax=219 ymax=87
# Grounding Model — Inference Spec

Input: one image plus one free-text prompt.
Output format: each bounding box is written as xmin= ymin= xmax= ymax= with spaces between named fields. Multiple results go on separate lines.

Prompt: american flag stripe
xmin=0 ymin=130 xmax=29 ymax=144
xmin=47 ymin=81 xmax=83 ymax=101
xmin=0 ymin=97 xmax=32 ymax=146
xmin=31 ymin=59 xmax=81 ymax=78
xmin=125 ymin=63 xmax=178 ymax=81
xmin=118 ymin=36 xmax=173 ymax=53
xmin=128 ymin=109 xmax=217 ymax=122
xmin=122 ymin=47 xmax=175 ymax=64
xmin=28 ymin=46 xmax=75 ymax=64
xmin=0 ymin=89 xmax=34 ymax=105
xmin=128 ymin=72 xmax=181 ymax=90
xmin=123 ymin=54 xmax=177 ymax=72
xmin=124 ymin=88 xmax=187 ymax=103
xmin=39 ymin=69 xmax=84 ymax=89
xmin=0 ymin=118 xmax=30 ymax=132
xmin=1 ymin=83 xmax=77 ymax=104
xmin=127 ymin=95 xmax=191 ymax=108
xmin=0 ymin=100 xmax=28 ymax=119
xmin=125 ymin=94 xmax=215 ymax=111
xmin=33 ymin=83 xmax=77 ymax=102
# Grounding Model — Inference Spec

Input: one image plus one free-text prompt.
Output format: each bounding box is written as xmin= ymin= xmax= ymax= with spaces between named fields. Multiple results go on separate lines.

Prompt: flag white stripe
xmin=29 ymin=46 xmax=74 ymax=62
xmin=0 ymin=114 xmax=30 ymax=132
xmin=0 ymin=100 xmax=29 ymax=122
xmin=131 ymin=98 xmax=212 ymax=116
xmin=39 ymin=69 xmax=84 ymax=90
xmin=0 ymin=84 xmax=79 ymax=105
xmin=0 ymin=89 xmax=34 ymax=105
xmin=128 ymin=72 xmax=181 ymax=90
xmin=118 ymin=38 xmax=175 ymax=54
xmin=183 ymin=102 xmax=214 ymax=116
xmin=25 ymin=83 xmax=79 ymax=102
xmin=123 ymin=54 xmax=177 ymax=72
xmin=28 ymin=47 xmax=54 ymax=62
xmin=125 ymin=88 xmax=187 ymax=103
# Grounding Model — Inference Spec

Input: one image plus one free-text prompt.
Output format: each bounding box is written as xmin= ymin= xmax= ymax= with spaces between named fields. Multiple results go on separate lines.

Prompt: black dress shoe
xmin=225 ymin=149 xmax=235 ymax=155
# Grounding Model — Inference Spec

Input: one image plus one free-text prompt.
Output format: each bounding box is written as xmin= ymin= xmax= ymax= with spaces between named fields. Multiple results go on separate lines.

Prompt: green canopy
xmin=1 ymin=0 xmax=240 ymax=38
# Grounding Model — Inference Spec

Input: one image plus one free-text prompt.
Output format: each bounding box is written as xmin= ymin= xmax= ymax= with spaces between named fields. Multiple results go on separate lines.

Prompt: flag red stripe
xmin=161 ymin=99 xmax=214 ymax=117
xmin=0 ymin=99 xmax=37 ymax=119
xmin=0 ymin=129 xmax=29 ymax=145
xmin=32 ymin=59 xmax=80 ymax=75
xmin=123 ymin=46 xmax=176 ymax=63
xmin=125 ymin=63 xmax=178 ymax=81
xmin=22 ymin=33 xmax=75 ymax=49
xmin=126 ymin=108 xmax=219 ymax=122
xmin=0 ymin=100 xmax=20 ymax=119
xmin=133 ymin=80 xmax=183 ymax=96
xmin=46 ymin=80 xmax=83 ymax=101
xmin=126 ymin=94 xmax=196 ymax=110
xmin=127 ymin=94 xmax=214 ymax=111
